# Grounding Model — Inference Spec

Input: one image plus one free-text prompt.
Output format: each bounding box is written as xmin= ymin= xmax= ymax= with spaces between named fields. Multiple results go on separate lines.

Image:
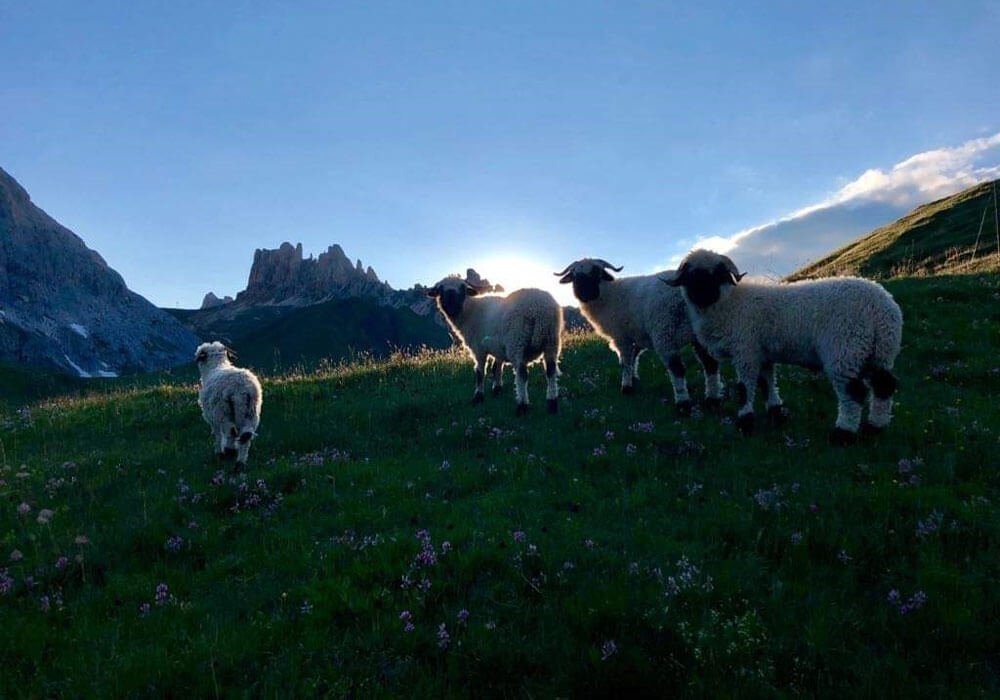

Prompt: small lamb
xmin=427 ymin=276 xmax=563 ymax=415
xmin=665 ymin=250 xmax=902 ymax=445
xmin=556 ymin=258 xmax=724 ymax=411
xmin=195 ymin=342 xmax=262 ymax=468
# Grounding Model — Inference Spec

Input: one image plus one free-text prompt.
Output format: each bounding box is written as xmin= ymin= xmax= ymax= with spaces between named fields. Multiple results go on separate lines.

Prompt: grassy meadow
xmin=1 ymin=273 xmax=998 ymax=697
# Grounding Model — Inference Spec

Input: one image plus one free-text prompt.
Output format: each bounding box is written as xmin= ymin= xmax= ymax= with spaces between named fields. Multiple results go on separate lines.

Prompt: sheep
xmin=195 ymin=341 xmax=263 ymax=468
xmin=663 ymin=249 xmax=902 ymax=445
xmin=554 ymin=258 xmax=724 ymax=412
xmin=427 ymin=276 xmax=563 ymax=415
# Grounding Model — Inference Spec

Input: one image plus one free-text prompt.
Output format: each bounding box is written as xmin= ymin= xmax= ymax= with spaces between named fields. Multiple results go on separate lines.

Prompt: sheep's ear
xmin=426 ymin=286 xmax=440 ymax=298
xmin=225 ymin=346 xmax=239 ymax=362
xmin=558 ymin=273 xmax=573 ymax=284
xmin=662 ymin=264 xmax=687 ymax=287
xmin=600 ymin=270 xmax=615 ymax=282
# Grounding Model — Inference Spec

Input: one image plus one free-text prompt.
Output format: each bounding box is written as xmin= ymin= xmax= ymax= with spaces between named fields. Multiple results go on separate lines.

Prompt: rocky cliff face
xmin=237 ymin=242 xmax=392 ymax=305
xmin=0 ymin=167 xmax=200 ymax=376
xmin=201 ymin=292 xmax=234 ymax=309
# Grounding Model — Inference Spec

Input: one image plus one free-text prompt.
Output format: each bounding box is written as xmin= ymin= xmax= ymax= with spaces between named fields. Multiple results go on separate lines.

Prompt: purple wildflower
xmin=600 ymin=639 xmax=618 ymax=661
xmin=399 ymin=610 xmax=412 ymax=622
xmin=155 ymin=583 xmax=169 ymax=606
xmin=165 ymin=536 xmax=184 ymax=553
xmin=55 ymin=556 xmax=69 ymax=570
xmin=512 ymin=530 xmax=526 ymax=543
xmin=625 ymin=443 xmax=637 ymax=456
xmin=790 ymin=532 xmax=803 ymax=545
xmin=139 ymin=602 xmax=151 ymax=617
xmin=437 ymin=623 xmax=451 ymax=650
xmin=17 ymin=502 xmax=30 ymax=516
xmin=592 ymin=445 xmax=607 ymax=457
xmin=0 ymin=569 xmax=13 ymax=596
xmin=457 ymin=608 xmax=470 ymax=625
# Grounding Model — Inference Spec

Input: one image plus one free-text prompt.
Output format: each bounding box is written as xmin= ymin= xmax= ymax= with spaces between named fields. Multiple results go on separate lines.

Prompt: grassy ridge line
xmin=0 ymin=275 xmax=998 ymax=696
xmin=792 ymin=179 xmax=1000 ymax=280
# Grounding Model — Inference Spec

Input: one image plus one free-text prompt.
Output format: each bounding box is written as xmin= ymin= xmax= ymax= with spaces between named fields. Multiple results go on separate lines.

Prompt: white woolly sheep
xmin=427 ymin=277 xmax=563 ymax=415
xmin=664 ymin=249 xmax=902 ymax=444
xmin=555 ymin=258 xmax=724 ymax=411
xmin=195 ymin=341 xmax=263 ymax=468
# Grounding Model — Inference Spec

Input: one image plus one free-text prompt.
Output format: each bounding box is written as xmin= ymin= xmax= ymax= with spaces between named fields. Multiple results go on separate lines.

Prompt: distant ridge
xmin=790 ymin=179 xmax=1000 ymax=280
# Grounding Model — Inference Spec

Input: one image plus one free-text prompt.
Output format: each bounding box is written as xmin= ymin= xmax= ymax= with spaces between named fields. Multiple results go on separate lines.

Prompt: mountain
xmin=790 ymin=179 xmax=1000 ymax=280
xmin=172 ymin=241 xmax=465 ymax=371
xmin=0 ymin=167 xmax=199 ymax=377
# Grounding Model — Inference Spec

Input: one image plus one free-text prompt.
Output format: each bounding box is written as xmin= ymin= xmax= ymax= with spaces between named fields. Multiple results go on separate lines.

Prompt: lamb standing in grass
xmin=427 ymin=276 xmax=563 ymax=415
xmin=555 ymin=258 xmax=724 ymax=411
xmin=664 ymin=249 xmax=902 ymax=445
xmin=195 ymin=342 xmax=262 ymax=468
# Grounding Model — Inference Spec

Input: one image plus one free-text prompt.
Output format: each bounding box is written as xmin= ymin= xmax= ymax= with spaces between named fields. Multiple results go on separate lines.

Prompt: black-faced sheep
xmin=427 ymin=277 xmax=563 ymax=415
xmin=195 ymin=342 xmax=263 ymax=468
xmin=555 ymin=258 xmax=723 ymax=412
xmin=664 ymin=249 xmax=902 ymax=445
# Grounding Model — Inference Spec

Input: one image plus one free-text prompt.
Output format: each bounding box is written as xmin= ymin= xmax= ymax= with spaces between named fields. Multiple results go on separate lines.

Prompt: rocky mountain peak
xmin=200 ymin=292 xmax=234 ymax=309
xmin=236 ymin=241 xmax=393 ymax=306
xmin=0 ymin=166 xmax=199 ymax=376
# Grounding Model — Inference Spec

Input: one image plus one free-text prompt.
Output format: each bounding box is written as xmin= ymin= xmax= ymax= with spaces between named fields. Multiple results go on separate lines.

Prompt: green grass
xmin=792 ymin=179 xmax=1000 ymax=280
xmin=1 ymin=274 xmax=998 ymax=697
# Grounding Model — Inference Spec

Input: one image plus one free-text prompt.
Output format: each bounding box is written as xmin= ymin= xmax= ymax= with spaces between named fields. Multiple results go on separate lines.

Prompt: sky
xmin=2 ymin=1 xmax=999 ymax=308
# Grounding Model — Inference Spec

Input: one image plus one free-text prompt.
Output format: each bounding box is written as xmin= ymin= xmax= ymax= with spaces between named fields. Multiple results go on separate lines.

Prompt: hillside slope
xmin=0 ymin=167 xmax=199 ymax=376
xmin=167 ymin=296 xmax=452 ymax=372
xmin=1 ymin=274 xmax=998 ymax=696
xmin=791 ymin=179 xmax=1000 ymax=279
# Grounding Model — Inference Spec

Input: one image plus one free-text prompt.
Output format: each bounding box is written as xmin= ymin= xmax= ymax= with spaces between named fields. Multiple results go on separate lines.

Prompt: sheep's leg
xmin=514 ymin=362 xmax=530 ymax=416
xmin=215 ymin=427 xmax=229 ymax=457
xmin=691 ymin=340 xmax=724 ymax=410
xmin=760 ymin=363 xmax=789 ymax=426
xmin=472 ymin=354 xmax=488 ymax=404
xmin=235 ymin=431 xmax=253 ymax=470
xmin=733 ymin=362 xmax=759 ymax=436
xmin=829 ymin=373 xmax=866 ymax=445
xmin=490 ymin=357 xmax=504 ymax=397
xmin=863 ymin=367 xmax=897 ymax=435
xmin=619 ymin=343 xmax=638 ymax=394
xmin=543 ymin=352 xmax=559 ymax=414
xmin=665 ymin=353 xmax=693 ymax=414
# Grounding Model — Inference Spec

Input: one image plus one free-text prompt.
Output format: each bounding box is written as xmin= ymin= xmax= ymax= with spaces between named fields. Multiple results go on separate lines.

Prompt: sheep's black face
xmin=439 ymin=286 xmax=466 ymax=318
xmin=560 ymin=267 xmax=612 ymax=303
xmin=671 ymin=262 xmax=739 ymax=309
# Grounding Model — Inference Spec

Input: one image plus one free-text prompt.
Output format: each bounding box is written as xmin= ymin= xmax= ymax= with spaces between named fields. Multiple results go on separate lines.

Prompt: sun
xmin=469 ymin=254 xmax=578 ymax=307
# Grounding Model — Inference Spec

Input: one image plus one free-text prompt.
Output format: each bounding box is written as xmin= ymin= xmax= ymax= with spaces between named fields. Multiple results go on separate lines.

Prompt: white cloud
xmin=677 ymin=132 xmax=1000 ymax=275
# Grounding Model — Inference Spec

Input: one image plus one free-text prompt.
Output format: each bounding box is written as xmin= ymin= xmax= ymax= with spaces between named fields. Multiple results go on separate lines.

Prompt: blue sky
xmin=2 ymin=1 xmax=999 ymax=307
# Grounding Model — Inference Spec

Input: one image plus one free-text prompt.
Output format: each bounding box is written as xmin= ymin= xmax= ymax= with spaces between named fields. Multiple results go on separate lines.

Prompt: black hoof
xmin=547 ymin=398 xmax=558 ymax=414
xmin=516 ymin=403 xmax=529 ymax=417
xmin=767 ymin=405 xmax=790 ymax=427
xmin=736 ymin=413 xmax=755 ymax=436
xmin=621 ymin=384 xmax=636 ymax=396
xmin=703 ymin=397 xmax=723 ymax=412
xmin=829 ymin=428 xmax=858 ymax=446
xmin=860 ymin=422 xmax=884 ymax=438
xmin=492 ymin=385 xmax=503 ymax=397
xmin=675 ymin=399 xmax=693 ymax=416
xmin=472 ymin=392 xmax=485 ymax=405
xmin=219 ymin=447 xmax=238 ymax=460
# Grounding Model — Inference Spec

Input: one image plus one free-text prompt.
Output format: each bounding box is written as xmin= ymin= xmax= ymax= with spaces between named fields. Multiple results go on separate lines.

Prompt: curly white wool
xmin=667 ymin=249 xmax=902 ymax=442
xmin=557 ymin=258 xmax=723 ymax=408
xmin=195 ymin=341 xmax=263 ymax=467
xmin=428 ymin=277 xmax=563 ymax=414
